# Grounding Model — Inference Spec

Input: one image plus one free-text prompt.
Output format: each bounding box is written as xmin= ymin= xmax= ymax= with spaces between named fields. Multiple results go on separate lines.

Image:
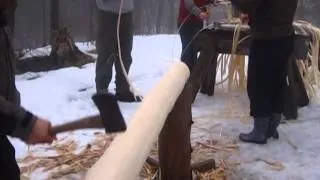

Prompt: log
xmin=84 ymin=62 xmax=190 ymax=180
xmin=159 ymin=84 xmax=193 ymax=179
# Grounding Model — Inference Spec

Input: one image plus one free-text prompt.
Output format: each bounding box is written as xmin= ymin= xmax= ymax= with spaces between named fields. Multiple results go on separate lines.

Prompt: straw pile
xmin=18 ymin=132 xmax=115 ymax=179
xmin=18 ymin=132 xmax=240 ymax=180
xmin=293 ymin=20 xmax=320 ymax=99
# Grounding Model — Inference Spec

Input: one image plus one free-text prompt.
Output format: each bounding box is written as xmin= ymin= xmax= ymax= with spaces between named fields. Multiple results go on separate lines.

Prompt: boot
xmin=239 ymin=117 xmax=270 ymax=144
xmin=116 ymin=84 xmax=143 ymax=102
xmin=267 ymin=113 xmax=281 ymax=139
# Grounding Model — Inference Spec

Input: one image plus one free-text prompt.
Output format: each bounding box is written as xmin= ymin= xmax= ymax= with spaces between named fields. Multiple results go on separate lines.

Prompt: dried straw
xmin=18 ymin=132 xmax=114 ymax=179
xmin=19 ymin=131 xmax=240 ymax=180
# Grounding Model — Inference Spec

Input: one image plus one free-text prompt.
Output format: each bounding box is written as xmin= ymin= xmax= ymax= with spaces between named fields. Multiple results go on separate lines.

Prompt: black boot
xmin=116 ymin=84 xmax=143 ymax=102
xmin=267 ymin=113 xmax=281 ymax=139
xmin=239 ymin=117 xmax=270 ymax=144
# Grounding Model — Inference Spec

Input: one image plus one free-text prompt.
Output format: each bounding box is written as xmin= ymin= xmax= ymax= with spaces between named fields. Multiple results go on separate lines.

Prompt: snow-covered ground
xmin=11 ymin=35 xmax=320 ymax=180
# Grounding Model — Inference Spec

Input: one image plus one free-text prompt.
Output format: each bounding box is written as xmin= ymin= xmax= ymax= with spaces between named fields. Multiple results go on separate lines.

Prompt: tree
xmin=15 ymin=0 xmax=94 ymax=74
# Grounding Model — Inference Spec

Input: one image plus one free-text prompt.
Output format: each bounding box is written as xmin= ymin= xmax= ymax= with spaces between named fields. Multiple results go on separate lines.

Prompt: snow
xmin=10 ymin=34 xmax=320 ymax=179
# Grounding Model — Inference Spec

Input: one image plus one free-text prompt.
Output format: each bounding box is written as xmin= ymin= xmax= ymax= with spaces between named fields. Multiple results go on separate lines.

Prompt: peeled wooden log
xmin=84 ymin=62 xmax=190 ymax=180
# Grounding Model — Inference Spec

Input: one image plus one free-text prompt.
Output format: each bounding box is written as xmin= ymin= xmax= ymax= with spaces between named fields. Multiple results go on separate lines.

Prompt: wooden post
xmin=159 ymin=83 xmax=193 ymax=180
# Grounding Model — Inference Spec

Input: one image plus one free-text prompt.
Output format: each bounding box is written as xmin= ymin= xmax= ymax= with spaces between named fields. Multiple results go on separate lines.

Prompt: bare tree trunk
xmin=15 ymin=28 xmax=94 ymax=74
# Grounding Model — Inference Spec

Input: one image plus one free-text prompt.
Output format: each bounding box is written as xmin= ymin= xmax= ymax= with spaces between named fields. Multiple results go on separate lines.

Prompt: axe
xmin=49 ymin=92 xmax=127 ymax=135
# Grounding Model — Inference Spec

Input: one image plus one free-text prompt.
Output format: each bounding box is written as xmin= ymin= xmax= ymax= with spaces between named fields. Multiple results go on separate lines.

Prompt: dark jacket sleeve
xmin=230 ymin=0 xmax=263 ymax=14
xmin=0 ymin=96 xmax=36 ymax=140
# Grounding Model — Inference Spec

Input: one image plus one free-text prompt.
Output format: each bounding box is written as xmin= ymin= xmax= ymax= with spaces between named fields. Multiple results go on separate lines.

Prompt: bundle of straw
xmin=19 ymin=133 xmax=240 ymax=180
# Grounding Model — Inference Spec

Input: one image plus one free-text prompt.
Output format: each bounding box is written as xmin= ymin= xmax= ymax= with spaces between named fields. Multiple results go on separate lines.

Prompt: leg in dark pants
xmin=179 ymin=22 xmax=203 ymax=71
xmin=0 ymin=136 xmax=20 ymax=180
xmin=248 ymin=36 xmax=294 ymax=117
xmin=95 ymin=10 xmax=118 ymax=92
xmin=240 ymin=35 xmax=294 ymax=144
xmin=269 ymin=36 xmax=294 ymax=139
xmin=114 ymin=12 xmax=133 ymax=95
xmin=95 ymin=10 xmax=139 ymax=102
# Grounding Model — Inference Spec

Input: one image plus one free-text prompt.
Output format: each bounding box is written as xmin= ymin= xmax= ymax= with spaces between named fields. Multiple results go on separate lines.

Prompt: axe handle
xmin=49 ymin=115 xmax=103 ymax=136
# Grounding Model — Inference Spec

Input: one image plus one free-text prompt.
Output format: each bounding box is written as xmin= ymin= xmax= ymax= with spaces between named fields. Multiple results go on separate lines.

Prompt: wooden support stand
xmin=159 ymin=84 xmax=193 ymax=180
xmin=190 ymin=24 xmax=310 ymax=119
xmin=283 ymin=58 xmax=309 ymax=119
xmin=189 ymin=30 xmax=219 ymax=101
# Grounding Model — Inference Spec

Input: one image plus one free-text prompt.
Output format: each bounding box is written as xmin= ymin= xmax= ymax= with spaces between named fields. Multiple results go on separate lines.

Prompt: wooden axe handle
xmin=49 ymin=115 xmax=103 ymax=135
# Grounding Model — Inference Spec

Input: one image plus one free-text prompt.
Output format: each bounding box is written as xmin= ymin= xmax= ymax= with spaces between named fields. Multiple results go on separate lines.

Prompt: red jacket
xmin=177 ymin=0 xmax=209 ymax=26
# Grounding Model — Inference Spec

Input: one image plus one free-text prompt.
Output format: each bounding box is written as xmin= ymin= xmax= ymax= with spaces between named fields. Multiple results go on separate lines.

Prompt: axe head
xmin=92 ymin=92 xmax=127 ymax=133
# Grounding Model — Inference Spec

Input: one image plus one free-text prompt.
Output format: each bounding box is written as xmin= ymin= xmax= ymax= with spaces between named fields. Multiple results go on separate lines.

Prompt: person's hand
xmin=199 ymin=12 xmax=209 ymax=20
xmin=26 ymin=118 xmax=56 ymax=145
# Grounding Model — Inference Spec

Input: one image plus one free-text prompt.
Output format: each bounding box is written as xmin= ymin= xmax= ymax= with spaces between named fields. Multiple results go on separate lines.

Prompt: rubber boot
xmin=239 ymin=117 xmax=270 ymax=144
xmin=267 ymin=113 xmax=281 ymax=139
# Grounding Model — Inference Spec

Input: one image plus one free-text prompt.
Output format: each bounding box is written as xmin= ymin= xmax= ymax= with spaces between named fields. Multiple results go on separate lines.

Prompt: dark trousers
xmin=95 ymin=10 xmax=133 ymax=93
xmin=179 ymin=22 xmax=203 ymax=71
xmin=0 ymin=20 xmax=20 ymax=180
xmin=247 ymin=35 xmax=294 ymax=117
xmin=0 ymin=136 xmax=20 ymax=180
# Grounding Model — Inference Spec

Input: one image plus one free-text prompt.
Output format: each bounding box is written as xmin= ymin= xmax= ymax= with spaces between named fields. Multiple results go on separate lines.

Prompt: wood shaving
xmin=19 ymin=134 xmax=239 ymax=180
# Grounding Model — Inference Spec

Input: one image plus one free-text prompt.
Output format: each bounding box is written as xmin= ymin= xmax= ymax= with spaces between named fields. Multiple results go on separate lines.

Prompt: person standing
xmin=177 ymin=0 xmax=214 ymax=71
xmin=230 ymin=0 xmax=298 ymax=144
xmin=95 ymin=0 xmax=141 ymax=102
xmin=0 ymin=1 xmax=55 ymax=179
